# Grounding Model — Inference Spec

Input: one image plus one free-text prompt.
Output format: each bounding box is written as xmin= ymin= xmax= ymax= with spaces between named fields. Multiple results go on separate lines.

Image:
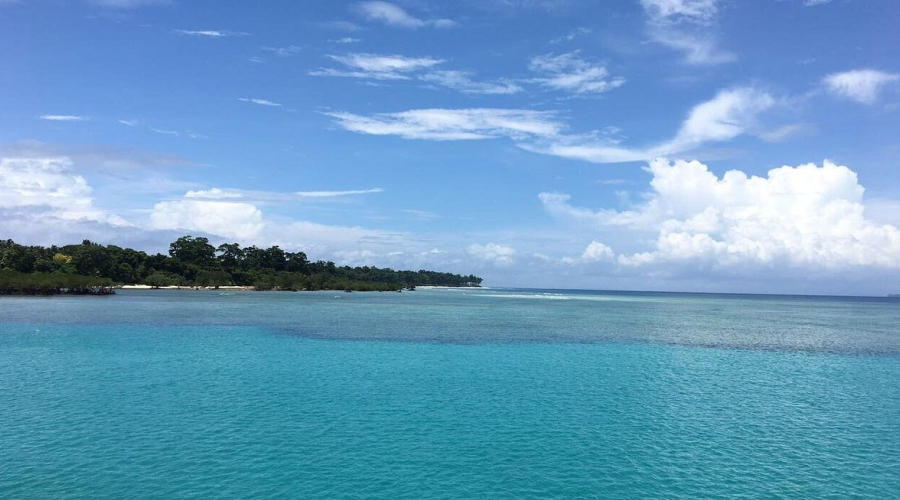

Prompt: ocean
xmin=1 ymin=288 xmax=898 ymax=498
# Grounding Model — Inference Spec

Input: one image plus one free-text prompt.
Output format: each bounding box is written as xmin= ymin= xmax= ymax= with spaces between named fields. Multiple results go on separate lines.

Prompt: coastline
xmin=118 ymin=285 xmax=488 ymax=292
xmin=120 ymin=285 xmax=255 ymax=291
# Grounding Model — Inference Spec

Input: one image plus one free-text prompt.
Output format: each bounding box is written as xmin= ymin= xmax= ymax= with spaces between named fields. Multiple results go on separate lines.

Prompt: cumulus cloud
xmin=326 ymin=108 xmax=563 ymax=141
xmin=641 ymin=0 xmax=734 ymax=65
xmin=0 ymin=157 xmax=128 ymax=226
xmin=529 ymin=52 xmax=625 ymax=94
xmin=581 ymin=241 xmax=615 ymax=262
xmin=356 ymin=1 xmax=456 ymax=29
xmin=467 ymin=243 xmax=517 ymax=266
xmin=150 ymin=199 xmax=265 ymax=241
xmin=542 ymin=158 xmax=900 ymax=271
xmin=823 ymin=69 xmax=900 ymax=104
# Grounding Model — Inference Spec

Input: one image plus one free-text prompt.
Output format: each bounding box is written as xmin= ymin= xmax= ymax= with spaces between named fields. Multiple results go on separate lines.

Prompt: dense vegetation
xmin=0 ymin=236 xmax=482 ymax=293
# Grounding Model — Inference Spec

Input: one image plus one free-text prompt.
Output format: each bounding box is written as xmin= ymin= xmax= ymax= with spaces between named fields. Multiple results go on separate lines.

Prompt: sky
xmin=2 ymin=0 xmax=900 ymax=295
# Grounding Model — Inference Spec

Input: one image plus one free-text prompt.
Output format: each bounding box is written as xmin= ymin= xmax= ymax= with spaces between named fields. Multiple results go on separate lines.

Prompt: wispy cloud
xmin=404 ymin=209 xmax=439 ymax=221
xmin=550 ymin=27 xmax=591 ymax=44
xmin=640 ymin=0 xmax=735 ymax=65
xmin=328 ymin=87 xmax=780 ymax=163
xmin=525 ymin=87 xmax=776 ymax=163
xmin=150 ymin=128 xmax=206 ymax=139
xmin=39 ymin=115 xmax=87 ymax=122
xmin=238 ymin=97 xmax=282 ymax=107
xmin=296 ymin=188 xmax=384 ymax=198
xmin=823 ymin=69 xmax=900 ymax=104
xmin=312 ymin=53 xmax=443 ymax=80
xmin=319 ymin=20 xmax=363 ymax=31
xmin=185 ymin=188 xmax=244 ymax=200
xmin=262 ymin=45 xmax=302 ymax=57
xmin=118 ymin=119 xmax=138 ymax=126
xmin=312 ymin=52 xmax=522 ymax=94
xmin=90 ymin=0 xmax=170 ymax=7
xmin=330 ymin=37 xmax=361 ymax=44
xmin=420 ymin=71 xmax=523 ymax=95
xmin=529 ymin=51 xmax=625 ymax=94
xmin=185 ymin=187 xmax=384 ymax=201
xmin=176 ymin=30 xmax=250 ymax=38
xmin=326 ymin=108 xmax=564 ymax=141
xmin=355 ymin=1 xmax=456 ymax=29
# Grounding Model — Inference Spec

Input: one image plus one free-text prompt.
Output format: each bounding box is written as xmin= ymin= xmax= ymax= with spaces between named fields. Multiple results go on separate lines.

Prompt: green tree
xmin=169 ymin=236 xmax=216 ymax=267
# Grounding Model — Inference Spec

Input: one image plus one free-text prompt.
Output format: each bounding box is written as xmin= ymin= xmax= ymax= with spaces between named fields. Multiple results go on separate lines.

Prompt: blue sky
xmin=2 ymin=0 xmax=900 ymax=294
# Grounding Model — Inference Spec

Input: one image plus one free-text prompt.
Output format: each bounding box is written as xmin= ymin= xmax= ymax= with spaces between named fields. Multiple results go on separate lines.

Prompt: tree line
xmin=0 ymin=236 xmax=482 ymax=293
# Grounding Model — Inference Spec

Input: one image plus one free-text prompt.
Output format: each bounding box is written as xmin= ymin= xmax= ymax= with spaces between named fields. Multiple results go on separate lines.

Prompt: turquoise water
xmin=1 ymin=288 xmax=899 ymax=498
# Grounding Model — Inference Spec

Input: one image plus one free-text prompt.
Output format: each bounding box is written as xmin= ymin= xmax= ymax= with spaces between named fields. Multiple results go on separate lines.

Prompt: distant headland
xmin=0 ymin=236 xmax=482 ymax=295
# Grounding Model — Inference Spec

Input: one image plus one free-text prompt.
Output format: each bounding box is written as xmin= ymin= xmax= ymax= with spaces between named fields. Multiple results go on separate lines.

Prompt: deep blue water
xmin=1 ymin=288 xmax=899 ymax=498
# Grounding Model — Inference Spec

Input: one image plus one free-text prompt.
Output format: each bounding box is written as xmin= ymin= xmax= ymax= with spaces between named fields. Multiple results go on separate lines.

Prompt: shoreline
xmin=119 ymin=285 xmax=255 ymax=291
xmin=118 ymin=285 xmax=488 ymax=292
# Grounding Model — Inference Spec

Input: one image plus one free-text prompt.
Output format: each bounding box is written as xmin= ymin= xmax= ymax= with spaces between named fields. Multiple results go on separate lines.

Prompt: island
xmin=0 ymin=236 xmax=482 ymax=295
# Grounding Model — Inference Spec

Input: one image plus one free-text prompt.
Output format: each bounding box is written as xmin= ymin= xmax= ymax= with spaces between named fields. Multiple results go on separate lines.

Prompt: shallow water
xmin=1 ymin=288 xmax=898 ymax=498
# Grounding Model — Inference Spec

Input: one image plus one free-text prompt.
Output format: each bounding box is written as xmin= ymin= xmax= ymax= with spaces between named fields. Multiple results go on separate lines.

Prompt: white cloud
xmin=404 ymin=209 xmax=439 ymax=221
xmin=331 ymin=37 xmax=361 ymax=44
xmin=640 ymin=0 xmax=719 ymax=23
xmin=641 ymin=0 xmax=734 ymax=65
xmin=176 ymin=30 xmax=250 ymax=38
xmin=39 ymin=115 xmax=87 ymax=121
xmin=150 ymin=199 xmax=265 ymax=241
xmin=0 ymin=157 xmax=128 ymax=225
xmin=312 ymin=53 xmax=443 ymax=80
xmin=550 ymin=27 xmax=591 ymax=44
xmin=149 ymin=128 xmax=206 ymax=139
xmin=419 ymin=71 xmax=523 ymax=95
xmin=326 ymin=108 xmax=564 ymax=141
xmin=90 ymin=0 xmax=169 ymax=7
xmin=581 ymin=241 xmax=615 ymax=262
xmin=527 ymin=87 xmax=775 ymax=163
xmin=118 ymin=119 xmax=138 ymax=126
xmin=238 ymin=97 xmax=282 ymax=107
xmin=467 ymin=243 xmax=517 ymax=266
xmin=823 ymin=69 xmax=900 ymax=104
xmin=184 ymin=188 xmax=243 ymax=199
xmin=356 ymin=1 xmax=456 ymax=29
xmin=312 ymin=52 xmax=520 ymax=94
xmin=529 ymin=52 xmax=625 ymax=94
xmin=646 ymin=29 xmax=735 ymax=65
xmin=542 ymin=158 xmax=900 ymax=270
xmin=296 ymin=188 xmax=383 ymax=198
xmin=262 ymin=45 xmax=302 ymax=57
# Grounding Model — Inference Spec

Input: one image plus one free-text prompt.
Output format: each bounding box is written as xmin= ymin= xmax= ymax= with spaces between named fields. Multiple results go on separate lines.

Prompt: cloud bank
xmin=541 ymin=159 xmax=900 ymax=271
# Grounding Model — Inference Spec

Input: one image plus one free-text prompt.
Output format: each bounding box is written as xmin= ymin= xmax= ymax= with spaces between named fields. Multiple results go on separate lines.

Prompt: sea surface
xmin=1 ymin=288 xmax=898 ymax=499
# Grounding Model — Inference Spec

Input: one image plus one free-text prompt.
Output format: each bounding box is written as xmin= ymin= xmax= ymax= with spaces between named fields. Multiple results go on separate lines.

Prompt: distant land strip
xmin=0 ymin=236 xmax=482 ymax=295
